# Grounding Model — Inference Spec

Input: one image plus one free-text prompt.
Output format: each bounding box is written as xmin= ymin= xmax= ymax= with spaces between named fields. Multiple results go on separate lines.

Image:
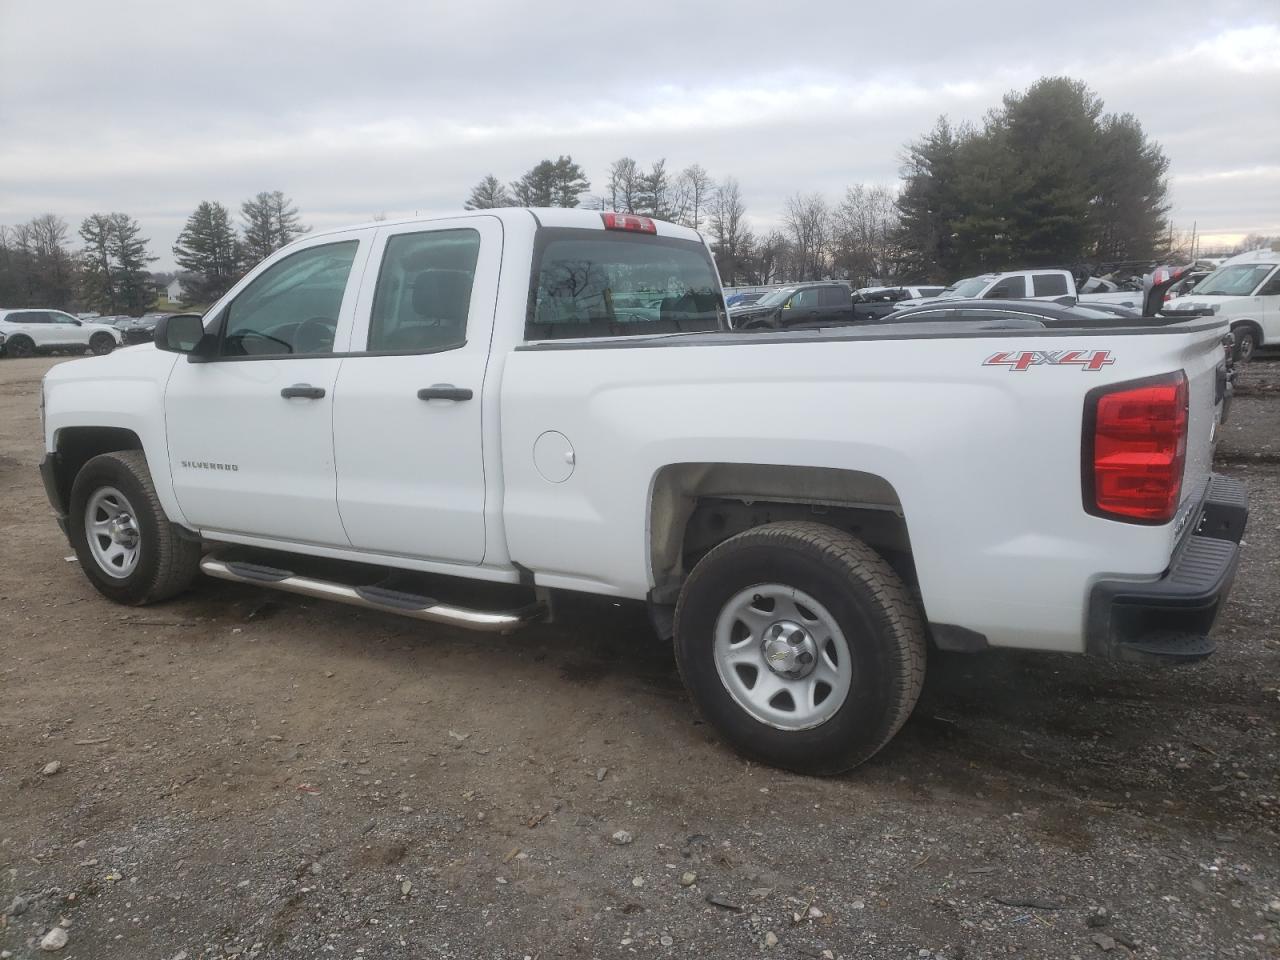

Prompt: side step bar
xmin=199 ymin=557 xmax=545 ymax=634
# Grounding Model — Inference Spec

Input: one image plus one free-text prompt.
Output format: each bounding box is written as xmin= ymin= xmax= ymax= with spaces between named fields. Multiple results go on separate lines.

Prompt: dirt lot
xmin=2 ymin=353 xmax=1278 ymax=960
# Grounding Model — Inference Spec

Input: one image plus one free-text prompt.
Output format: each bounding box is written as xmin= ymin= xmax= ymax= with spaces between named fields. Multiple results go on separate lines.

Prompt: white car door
xmin=331 ymin=216 xmax=500 ymax=564
xmin=164 ymin=231 xmax=374 ymax=545
xmin=1254 ymin=267 xmax=1280 ymax=342
xmin=48 ymin=311 xmax=90 ymax=347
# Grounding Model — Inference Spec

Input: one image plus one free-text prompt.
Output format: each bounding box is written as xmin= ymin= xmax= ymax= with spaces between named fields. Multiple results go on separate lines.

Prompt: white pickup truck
xmin=39 ymin=208 xmax=1248 ymax=774
xmin=893 ymin=269 xmax=1144 ymax=312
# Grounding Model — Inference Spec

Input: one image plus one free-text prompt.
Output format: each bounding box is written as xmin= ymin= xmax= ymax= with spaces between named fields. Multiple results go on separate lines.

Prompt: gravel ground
xmin=1 ymin=353 xmax=1277 ymax=960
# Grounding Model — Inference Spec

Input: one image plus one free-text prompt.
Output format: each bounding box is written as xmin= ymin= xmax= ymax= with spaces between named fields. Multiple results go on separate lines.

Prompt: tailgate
xmin=1177 ymin=323 xmax=1232 ymax=519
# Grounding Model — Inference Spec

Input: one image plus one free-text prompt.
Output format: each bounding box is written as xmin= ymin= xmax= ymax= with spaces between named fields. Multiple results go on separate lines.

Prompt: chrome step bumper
xmin=199 ymin=556 xmax=545 ymax=634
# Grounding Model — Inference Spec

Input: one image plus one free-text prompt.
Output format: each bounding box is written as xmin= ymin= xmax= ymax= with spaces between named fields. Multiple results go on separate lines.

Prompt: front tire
xmin=89 ymin=333 xmax=116 ymax=355
xmin=674 ymin=521 xmax=926 ymax=775
xmin=68 ymin=450 xmax=201 ymax=604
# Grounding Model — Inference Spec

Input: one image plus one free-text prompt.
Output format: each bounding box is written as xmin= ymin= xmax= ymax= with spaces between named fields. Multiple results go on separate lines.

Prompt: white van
xmin=1165 ymin=248 xmax=1280 ymax=361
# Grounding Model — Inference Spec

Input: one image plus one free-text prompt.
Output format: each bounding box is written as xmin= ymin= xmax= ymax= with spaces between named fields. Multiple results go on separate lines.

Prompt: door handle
xmin=417 ymin=384 xmax=473 ymax=401
xmin=281 ymin=384 xmax=326 ymax=399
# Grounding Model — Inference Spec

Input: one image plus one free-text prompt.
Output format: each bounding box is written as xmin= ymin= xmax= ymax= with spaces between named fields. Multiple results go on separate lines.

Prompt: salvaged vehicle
xmin=728 ymin=282 xmax=853 ymax=328
xmin=0 ymin=309 xmax=122 ymax=357
xmin=40 ymin=209 xmax=1248 ymax=774
xmin=1165 ymin=248 xmax=1280 ymax=362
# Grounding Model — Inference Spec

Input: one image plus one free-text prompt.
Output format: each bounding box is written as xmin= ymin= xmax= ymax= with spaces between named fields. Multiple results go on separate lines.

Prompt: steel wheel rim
xmin=84 ymin=486 xmax=141 ymax=578
xmin=1239 ymin=333 xmax=1255 ymax=361
xmin=713 ymin=584 xmax=853 ymax=731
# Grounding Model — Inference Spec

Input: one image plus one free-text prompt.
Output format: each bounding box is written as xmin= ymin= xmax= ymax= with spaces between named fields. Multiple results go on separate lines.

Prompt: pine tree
xmin=79 ymin=214 xmax=118 ymax=313
xmin=464 ymin=175 xmax=513 ymax=209
xmin=108 ymin=213 xmax=156 ymax=315
xmin=895 ymin=117 xmax=963 ymax=282
xmin=240 ymin=191 xmax=307 ymax=267
xmin=511 ymin=156 xmax=589 ymax=208
xmin=634 ymin=159 xmax=672 ymax=219
xmin=174 ymin=201 xmax=241 ymax=303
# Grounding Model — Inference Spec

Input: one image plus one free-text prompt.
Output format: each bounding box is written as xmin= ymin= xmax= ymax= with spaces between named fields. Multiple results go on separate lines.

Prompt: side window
xmin=818 ymin=287 xmax=847 ymax=307
xmin=13 ymin=311 xmax=48 ymax=324
xmin=790 ymin=289 xmax=819 ymax=309
xmin=220 ymin=241 xmax=359 ymax=357
xmin=1255 ymin=268 xmax=1280 ymax=297
xmin=987 ymin=276 xmax=1027 ymax=298
xmin=51 ymin=312 xmax=80 ymax=325
xmin=368 ymin=229 xmax=479 ymax=353
xmin=1032 ymin=273 xmax=1070 ymax=297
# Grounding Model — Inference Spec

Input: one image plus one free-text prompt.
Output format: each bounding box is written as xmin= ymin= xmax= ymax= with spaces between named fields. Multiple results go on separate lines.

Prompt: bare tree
xmin=676 ymin=164 xmax=714 ymax=232
xmin=832 ymin=184 xmax=901 ymax=284
xmin=783 ymin=193 xmax=832 ymax=281
xmin=709 ymin=178 xmax=751 ymax=283
xmin=607 ymin=157 xmax=641 ymax=213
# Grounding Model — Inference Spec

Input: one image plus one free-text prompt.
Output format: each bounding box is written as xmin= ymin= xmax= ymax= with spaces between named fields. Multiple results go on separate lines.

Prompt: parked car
xmin=120 ymin=313 xmax=194 ymax=345
xmin=0 ymin=308 xmax=122 ymax=357
xmin=39 ymin=208 xmax=1246 ymax=775
xmin=1164 ymin=248 xmax=1280 ymax=362
xmin=725 ymin=291 xmax=766 ymax=308
xmin=728 ymin=282 xmax=853 ymax=328
xmin=851 ymin=285 xmax=945 ymax=321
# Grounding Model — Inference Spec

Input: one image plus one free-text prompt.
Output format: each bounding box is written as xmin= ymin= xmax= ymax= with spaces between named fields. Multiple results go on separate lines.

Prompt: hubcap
xmin=713 ymin=584 xmax=853 ymax=731
xmin=84 ymin=486 xmax=141 ymax=578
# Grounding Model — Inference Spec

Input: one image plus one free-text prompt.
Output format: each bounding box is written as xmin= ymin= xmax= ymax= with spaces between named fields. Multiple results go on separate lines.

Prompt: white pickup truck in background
xmin=893 ymin=268 xmax=1144 ymax=311
xmin=39 ymin=208 xmax=1248 ymax=774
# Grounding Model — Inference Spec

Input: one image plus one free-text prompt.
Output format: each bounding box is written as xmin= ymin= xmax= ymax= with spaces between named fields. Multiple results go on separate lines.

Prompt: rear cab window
xmin=1032 ymin=273 xmax=1070 ymax=297
xmin=526 ymin=229 xmax=726 ymax=340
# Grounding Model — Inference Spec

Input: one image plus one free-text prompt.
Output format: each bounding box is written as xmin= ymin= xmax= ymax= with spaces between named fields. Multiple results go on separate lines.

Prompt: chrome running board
xmin=199 ymin=556 xmax=545 ymax=634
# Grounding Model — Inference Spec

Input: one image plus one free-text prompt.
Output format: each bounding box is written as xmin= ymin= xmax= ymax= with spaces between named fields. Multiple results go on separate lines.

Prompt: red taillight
xmin=1084 ymin=372 xmax=1188 ymax=523
xmin=601 ymin=212 xmax=657 ymax=234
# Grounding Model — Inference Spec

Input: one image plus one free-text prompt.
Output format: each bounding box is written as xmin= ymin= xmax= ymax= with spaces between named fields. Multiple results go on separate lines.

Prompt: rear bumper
xmin=1086 ymin=474 xmax=1248 ymax=663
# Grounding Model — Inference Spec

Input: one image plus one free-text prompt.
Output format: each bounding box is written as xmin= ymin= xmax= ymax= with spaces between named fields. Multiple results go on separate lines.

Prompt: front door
xmin=47 ymin=311 xmax=88 ymax=347
xmin=332 ymin=216 xmax=500 ymax=564
xmin=164 ymin=233 xmax=371 ymax=545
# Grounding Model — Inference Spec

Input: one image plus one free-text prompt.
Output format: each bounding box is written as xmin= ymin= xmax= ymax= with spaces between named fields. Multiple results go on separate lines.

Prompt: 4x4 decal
xmin=984 ymin=349 xmax=1115 ymax=372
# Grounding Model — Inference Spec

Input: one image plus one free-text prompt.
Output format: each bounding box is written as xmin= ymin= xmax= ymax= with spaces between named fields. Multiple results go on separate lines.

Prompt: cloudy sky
xmin=2 ymin=0 xmax=1277 ymax=270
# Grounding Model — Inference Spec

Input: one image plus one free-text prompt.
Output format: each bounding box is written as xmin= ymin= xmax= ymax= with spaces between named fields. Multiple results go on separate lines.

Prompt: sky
xmin=1 ymin=0 xmax=1278 ymax=271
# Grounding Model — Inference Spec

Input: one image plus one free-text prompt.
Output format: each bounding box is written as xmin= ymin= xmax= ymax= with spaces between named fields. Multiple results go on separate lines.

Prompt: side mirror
xmin=154 ymin=314 xmax=207 ymax=355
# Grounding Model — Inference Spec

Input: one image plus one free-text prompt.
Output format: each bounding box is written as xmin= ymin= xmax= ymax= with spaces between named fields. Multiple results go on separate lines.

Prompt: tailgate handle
xmin=417 ymin=384 xmax=473 ymax=402
xmin=281 ymin=384 xmax=326 ymax=400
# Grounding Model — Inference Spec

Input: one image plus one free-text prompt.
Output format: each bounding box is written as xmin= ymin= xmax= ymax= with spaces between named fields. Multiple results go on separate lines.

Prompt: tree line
xmin=464 ymin=77 xmax=1192 ymax=286
xmin=0 ymin=190 xmax=308 ymax=314
xmin=2 ymin=76 xmax=1260 ymax=312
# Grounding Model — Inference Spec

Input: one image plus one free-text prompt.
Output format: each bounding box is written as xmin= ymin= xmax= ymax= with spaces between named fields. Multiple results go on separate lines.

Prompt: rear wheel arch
xmin=648 ymin=462 xmax=918 ymax=598
xmin=5 ymin=333 xmax=35 ymax=357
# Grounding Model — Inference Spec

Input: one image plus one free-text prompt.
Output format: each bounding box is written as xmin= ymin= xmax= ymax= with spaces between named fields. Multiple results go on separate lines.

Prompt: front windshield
xmin=1194 ymin=264 xmax=1275 ymax=296
xmin=941 ymin=278 xmax=990 ymax=299
xmin=754 ymin=287 xmax=797 ymax=308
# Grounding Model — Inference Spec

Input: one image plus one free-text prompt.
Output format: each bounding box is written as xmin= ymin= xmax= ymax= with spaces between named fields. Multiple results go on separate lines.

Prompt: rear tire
xmin=6 ymin=335 xmax=34 ymax=358
xmin=674 ymin=521 xmax=926 ymax=775
xmin=89 ymin=332 xmax=116 ymax=355
xmin=1232 ymin=324 xmax=1259 ymax=363
xmin=68 ymin=450 xmax=201 ymax=605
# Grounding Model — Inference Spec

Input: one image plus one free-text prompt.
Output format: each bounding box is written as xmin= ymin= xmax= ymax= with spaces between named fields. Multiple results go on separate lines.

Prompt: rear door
xmin=7 ymin=311 xmax=55 ymax=348
xmin=818 ymin=285 xmax=851 ymax=322
xmin=331 ymin=216 xmax=500 ymax=564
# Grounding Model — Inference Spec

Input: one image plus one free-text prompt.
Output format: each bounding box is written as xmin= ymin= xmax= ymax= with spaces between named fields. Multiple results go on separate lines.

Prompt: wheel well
xmin=49 ymin=427 xmax=144 ymax=514
xmin=649 ymin=463 xmax=916 ymax=600
xmin=1231 ymin=319 xmax=1263 ymax=341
